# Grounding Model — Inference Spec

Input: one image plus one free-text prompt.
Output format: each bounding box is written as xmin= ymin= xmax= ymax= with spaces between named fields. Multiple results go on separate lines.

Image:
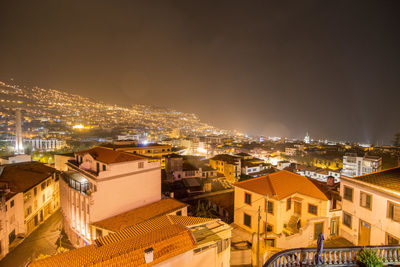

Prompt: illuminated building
xmin=342 ymin=153 xmax=382 ymax=177
xmin=0 ymin=162 xmax=59 ymax=260
xmin=341 ymin=167 xmax=400 ymax=246
xmin=304 ymin=132 xmax=310 ymax=144
xmin=209 ymin=154 xmax=241 ymax=183
xmin=233 ymin=171 xmax=339 ymax=257
xmin=100 ymin=141 xmax=172 ymax=168
xmin=25 ymin=138 xmax=66 ymax=151
xmin=60 ymin=147 xmax=161 ymax=247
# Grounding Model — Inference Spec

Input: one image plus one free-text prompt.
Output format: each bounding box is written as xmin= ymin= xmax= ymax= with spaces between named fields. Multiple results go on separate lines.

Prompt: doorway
xmin=330 ymin=218 xmax=338 ymax=236
xmin=359 ymin=220 xmax=371 ymax=246
xmin=294 ymin=201 xmax=302 ymax=215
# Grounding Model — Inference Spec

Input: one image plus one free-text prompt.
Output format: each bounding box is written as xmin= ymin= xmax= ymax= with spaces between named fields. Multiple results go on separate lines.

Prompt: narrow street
xmin=0 ymin=210 xmax=71 ymax=267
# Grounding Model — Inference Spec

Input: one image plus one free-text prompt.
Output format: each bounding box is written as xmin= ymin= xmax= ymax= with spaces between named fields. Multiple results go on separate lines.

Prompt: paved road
xmin=0 ymin=210 xmax=70 ymax=267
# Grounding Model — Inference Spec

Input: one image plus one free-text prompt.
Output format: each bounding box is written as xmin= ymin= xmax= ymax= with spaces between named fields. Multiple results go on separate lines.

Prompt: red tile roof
xmin=92 ymin=198 xmax=188 ymax=232
xmin=0 ymin=162 xmax=56 ymax=193
xmin=76 ymin=147 xmax=145 ymax=164
xmin=234 ymin=170 xmax=328 ymax=200
xmin=29 ymin=224 xmax=195 ymax=267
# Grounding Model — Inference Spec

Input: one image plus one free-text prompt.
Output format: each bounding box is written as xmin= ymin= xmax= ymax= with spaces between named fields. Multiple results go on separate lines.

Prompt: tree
xmin=194 ymin=200 xmax=218 ymax=218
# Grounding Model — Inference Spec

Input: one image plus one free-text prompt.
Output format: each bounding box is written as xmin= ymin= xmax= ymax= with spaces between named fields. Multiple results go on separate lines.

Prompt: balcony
xmin=264 ymin=245 xmax=400 ymax=266
xmin=62 ymin=171 xmax=90 ymax=195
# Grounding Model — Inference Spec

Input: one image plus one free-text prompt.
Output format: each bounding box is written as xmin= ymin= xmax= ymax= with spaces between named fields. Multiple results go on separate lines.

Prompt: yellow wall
xmin=234 ymin=187 xmax=329 ymax=236
xmin=210 ymin=159 xmax=238 ymax=183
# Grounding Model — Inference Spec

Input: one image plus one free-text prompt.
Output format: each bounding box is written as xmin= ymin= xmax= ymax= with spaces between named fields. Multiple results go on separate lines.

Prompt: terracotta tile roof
xmin=96 ymin=215 xmax=218 ymax=246
xmin=92 ymin=198 xmax=188 ymax=232
xmin=0 ymin=162 xmax=56 ymax=193
xmin=168 ymin=215 xmax=219 ymax=226
xmin=29 ymin=224 xmax=196 ymax=267
xmin=234 ymin=170 xmax=328 ymax=200
xmin=76 ymin=147 xmax=145 ymax=164
xmin=347 ymin=166 xmax=400 ymax=193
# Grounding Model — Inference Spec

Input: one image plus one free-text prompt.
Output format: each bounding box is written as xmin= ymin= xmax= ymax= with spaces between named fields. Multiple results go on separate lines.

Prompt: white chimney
xmin=144 ymin=247 xmax=153 ymax=263
xmin=169 ymin=192 xmax=174 ymax=198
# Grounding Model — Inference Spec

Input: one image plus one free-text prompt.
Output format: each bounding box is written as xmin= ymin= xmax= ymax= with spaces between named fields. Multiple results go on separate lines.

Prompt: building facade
xmin=60 ymin=147 xmax=161 ymax=247
xmin=342 ymin=153 xmax=382 ymax=177
xmin=0 ymin=162 xmax=59 ymax=260
xmin=341 ymin=167 xmax=400 ymax=246
xmin=233 ymin=171 xmax=336 ymax=250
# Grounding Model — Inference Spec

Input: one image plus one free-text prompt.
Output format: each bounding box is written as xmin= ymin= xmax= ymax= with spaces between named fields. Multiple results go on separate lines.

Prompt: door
xmin=294 ymin=201 xmax=302 ymax=215
xmin=330 ymin=218 xmax=338 ymax=236
xmin=314 ymin=222 xmax=324 ymax=240
xmin=359 ymin=220 xmax=371 ymax=246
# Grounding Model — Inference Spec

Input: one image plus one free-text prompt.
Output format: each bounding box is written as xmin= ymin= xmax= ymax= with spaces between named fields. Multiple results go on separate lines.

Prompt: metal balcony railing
xmin=264 ymin=245 xmax=400 ymax=267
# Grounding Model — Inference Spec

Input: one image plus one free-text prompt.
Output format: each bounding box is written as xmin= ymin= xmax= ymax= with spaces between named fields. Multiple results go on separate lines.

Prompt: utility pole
xmin=257 ymin=206 xmax=261 ymax=267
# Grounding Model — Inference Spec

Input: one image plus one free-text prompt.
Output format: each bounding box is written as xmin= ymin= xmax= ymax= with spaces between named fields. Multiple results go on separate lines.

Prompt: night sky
xmin=1 ymin=1 xmax=399 ymax=144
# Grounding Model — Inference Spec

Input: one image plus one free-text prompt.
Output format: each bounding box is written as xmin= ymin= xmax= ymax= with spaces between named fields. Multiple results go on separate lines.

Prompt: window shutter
xmin=393 ymin=205 xmax=400 ymax=222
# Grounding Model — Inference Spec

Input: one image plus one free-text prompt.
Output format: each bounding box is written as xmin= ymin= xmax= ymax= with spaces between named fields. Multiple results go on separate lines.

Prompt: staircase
xmin=286 ymin=214 xmax=300 ymax=234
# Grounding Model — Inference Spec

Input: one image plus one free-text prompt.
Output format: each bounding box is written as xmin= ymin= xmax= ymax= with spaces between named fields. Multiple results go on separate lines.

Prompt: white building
xmin=0 ymin=154 xmax=31 ymax=165
xmin=25 ymin=138 xmax=66 ymax=152
xmin=341 ymin=167 xmax=400 ymax=246
xmin=60 ymin=147 xmax=161 ymax=247
xmin=342 ymin=153 xmax=382 ymax=177
xmin=0 ymin=162 xmax=59 ymax=260
xmin=304 ymin=132 xmax=310 ymax=144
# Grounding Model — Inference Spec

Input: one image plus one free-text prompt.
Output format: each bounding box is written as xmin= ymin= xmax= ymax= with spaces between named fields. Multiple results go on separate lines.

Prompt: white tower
xmin=304 ymin=132 xmax=310 ymax=144
xmin=15 ymin=109 xmax=24 ymax=154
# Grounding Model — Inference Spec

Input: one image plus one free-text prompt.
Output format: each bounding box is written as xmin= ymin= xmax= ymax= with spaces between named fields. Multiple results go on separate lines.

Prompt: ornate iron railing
xmin=264 ymin=245 xmax=400 ymax=266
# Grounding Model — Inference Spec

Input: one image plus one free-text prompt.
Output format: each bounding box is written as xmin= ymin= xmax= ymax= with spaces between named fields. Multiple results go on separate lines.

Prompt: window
xmin=244 ymin=193 xmax=252 ymax=205
xmin=96 ymin=229 xmax=103 ymax=238
xmin=138 ymin=162 xmax=144 ymax=169
xmin=244 ymin=213 xmax=251 ymax=227
xmin=387 ymin=201 xmax=400 ymax=222
xmin=264 ymin=223 xmax=273 ymax=232
xmin=96 ymin=163 xmax=100 ymax=173
xmin=266 ymin=201 xmax=273 ymax=214
xmin=343 ymin=212 xmax=352 ymax=228
xmin=34 ymin=187 xmax=37 ymax=196
xmin=41 ymin=182 xmax=46 ymax=190
xmin=10 ymin=200 xmax=14 ymax=208
xmin=343 ymin=186 xmax=353 ymax=202
xmin=266 ymin=239 xmax=275 ymax=247
xmin=176 ymin=210 xmax=182 ymax=216
xmin=360 ymin=192 xmax=372 ymax=209
xmin=102 ymin=165 xmax=106 ymax=171
xmin=47 ymin=179 xmax=51 ymax=186
xmin=25 ymin=206 xmax=32 ymax=218
xmin=308 ymin=204 xmax=318 ymax=215
xmin=387 ymin=233 xmax=399 ymax=245
xmin=287 ymin=198 xmax=291 ymax=210
xmin=42 ymin=194 xmax=46 ymax=203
